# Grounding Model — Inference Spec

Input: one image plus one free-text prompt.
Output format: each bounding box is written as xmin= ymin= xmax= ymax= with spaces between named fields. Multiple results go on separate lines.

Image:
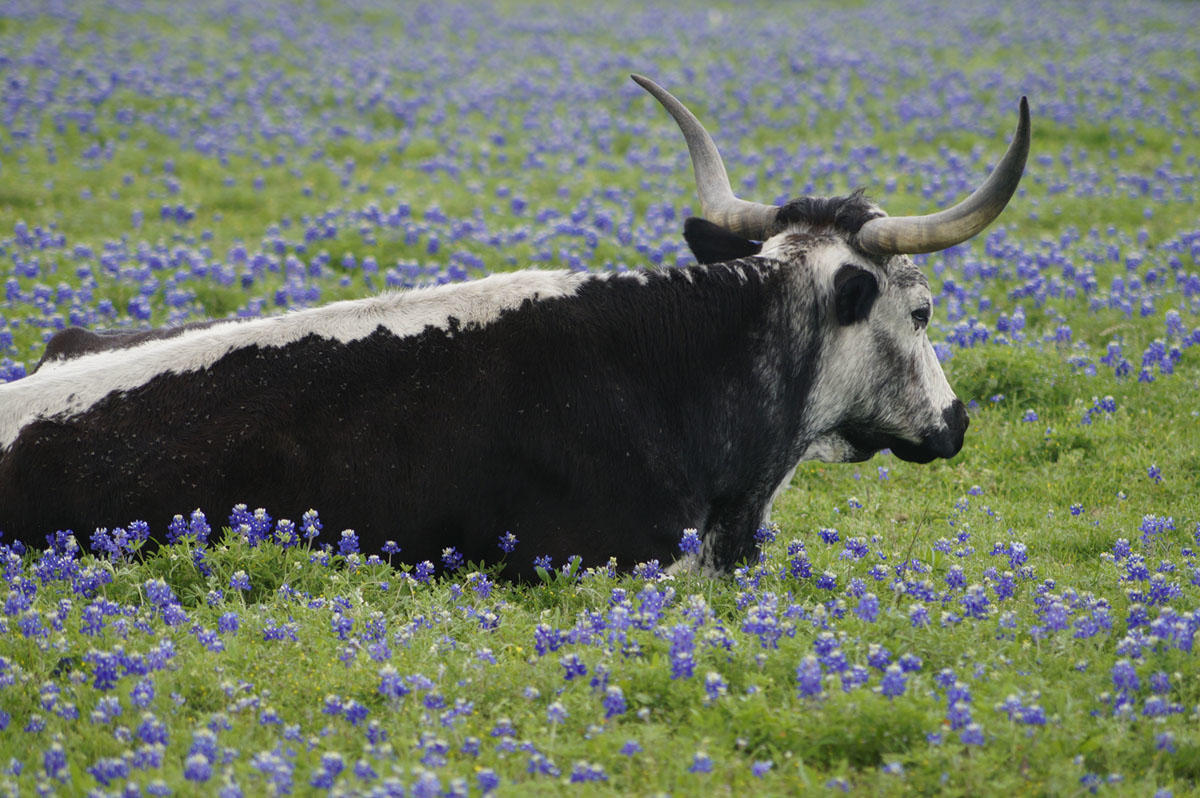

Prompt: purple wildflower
xmin=796 ymin=655 xmax=822 ymax=698
xmin=678 ymin=528 xmax=701 ymax=556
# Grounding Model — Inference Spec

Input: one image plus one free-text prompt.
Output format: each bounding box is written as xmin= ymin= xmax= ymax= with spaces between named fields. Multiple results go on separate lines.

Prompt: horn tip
xmin=1016 ymin=96 xmax=1030 ymax=143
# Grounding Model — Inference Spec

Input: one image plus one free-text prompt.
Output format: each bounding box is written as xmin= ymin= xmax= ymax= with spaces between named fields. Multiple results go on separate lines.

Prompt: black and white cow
xmin=0 ymin=76 xmax=1029 ymax=577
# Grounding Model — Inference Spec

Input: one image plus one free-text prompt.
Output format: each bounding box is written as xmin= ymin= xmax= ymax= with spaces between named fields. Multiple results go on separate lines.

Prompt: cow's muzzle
xmin=890 ymin=400 xmax=969 ymax=463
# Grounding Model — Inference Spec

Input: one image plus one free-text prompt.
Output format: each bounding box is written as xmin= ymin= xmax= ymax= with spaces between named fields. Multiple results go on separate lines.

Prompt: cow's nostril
xmin=943 ymin=399 xmax=968 ymax=434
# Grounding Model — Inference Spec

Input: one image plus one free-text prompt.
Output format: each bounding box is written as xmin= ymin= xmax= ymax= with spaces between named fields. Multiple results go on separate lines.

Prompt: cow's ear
xmin=833 ymin=264 xmax=879 ymax=325
xmin=684 ymin=217 xmax=762 ymax=264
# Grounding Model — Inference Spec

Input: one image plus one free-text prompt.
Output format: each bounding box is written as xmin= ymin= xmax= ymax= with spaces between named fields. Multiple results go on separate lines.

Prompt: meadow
xmin=1 ymin=0 xmax=1199 ymax=794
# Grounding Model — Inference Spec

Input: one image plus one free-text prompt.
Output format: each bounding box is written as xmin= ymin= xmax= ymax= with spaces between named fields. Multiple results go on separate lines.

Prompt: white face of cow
xmin=764 ymin=233 xmax=969 ymax=464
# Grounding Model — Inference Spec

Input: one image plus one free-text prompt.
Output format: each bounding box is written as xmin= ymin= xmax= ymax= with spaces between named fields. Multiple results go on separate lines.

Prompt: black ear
xmin=683 ymin=217 xmax=762 ymax=265
xmin=833 ymin=264 xmax=879 ymax=325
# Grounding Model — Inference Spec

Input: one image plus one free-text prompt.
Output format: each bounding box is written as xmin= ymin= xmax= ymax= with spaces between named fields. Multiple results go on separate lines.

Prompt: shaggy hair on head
xmin=768 ymin=189 xmax=884 ymax=238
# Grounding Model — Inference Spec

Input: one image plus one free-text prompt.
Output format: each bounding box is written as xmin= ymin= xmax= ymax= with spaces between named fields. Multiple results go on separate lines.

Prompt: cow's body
xmin=0 ymin=76 xmax=1028 ymax=576
xmin=6 ymin=258 xmax=849 ymax=576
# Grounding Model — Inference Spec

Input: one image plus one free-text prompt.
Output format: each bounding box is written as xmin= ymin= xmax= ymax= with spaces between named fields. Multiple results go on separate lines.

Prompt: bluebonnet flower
xmin=959 ymin=723 xmax=985 ymax=745
xmin=526 ymin=752 xmax=560 ymax=777
xmin=743 ymin=593 xmax=783 ymax=648
xmin=478 ymin=768 xmax=500 ymax=793
xmin=666 ymin=623 xmax=695 ymax=679
xmin=338 ymin=530 xmax=359 ymax=556
xmin=310 ymin=752 xmax=344 ymax=789
xmin=1112 ymin=660 xmax=1139 ymax=691
xmin=184 ymin=753 xmax=212 ymax=782
xmin=188 ymin=509 xmax=211 ymax=544
xmin=819 ymin=528 xmax=840 ymax=544
xmin=163 ymin=603 xmax=189 ymax=626
xmin=166 ymin=515 xmax=189 ymax=544
xmin=533 ymin=554 xmax=553 ymax=572
xmin=468 ymin=573 xmax=494 ymax=599
xmin=878 ymin=667 xmax=902 ymax=696
xmin=301 ymin=509 xmax=323 ymax=541
xmin=1149 ymin=671 xmax=1170 ymax=693
xmin=909 ymin=603 xmax=930 ymax=627
xmin=343 ymin=700 xmax=368 ymax=726
xmin=87 ymin=650 xmax=121 ymax=691
xmin=1140 ymin=515 xmax=1174 ymax=545
xmin=1146 ymin=574 xmax=1182 ymax=606
xmin=534 ymin=623 xmax=564 ymax=656
xmin=854 ymin=593 xmax=879 ymax=622
xmin=88 ymin=756 xmax=130 ymax=786
xmin=602 ymin=686 xmax=626 ymax=718
xmin=679 ymin=528 xmax=701 ymax=556
xmin=1142 ymin=696 xmax=1170 ymax=717
xmin=354 ymin=758 xmax=378 ymax=781
xmin=842 ymin=537 xmax=869 ymax=560
xmin=229 ymin=571 xmax=250 ymax=592
xmin=569 ymin=761 xmax=608 ymax=783
xmin=42 ymin=743 xmax=68 ymax=783
xmin=144 ymin=578 xmax=178 ymax=608
xmin=498 ymin=532 xmax=518 ymax=554
xmin=689 ymin=752 xmax=713 ymax=774
xmin=218 ymin=612 xmax=239 ymax=634
xmin=796 ymin=656 xmax=823 ymax=698
xmin=620 ymin=740 xmax=642 ymax=756
xmin=91 ymin=695 xmax=122 ymax=724
xmin=786 ymin=541 xmax=812 ymax=579
xmin=546 ymin=701 xmax=568 ymax=724
xmin=704 ymin=671 xmax=727 ymax=703
xmin=867 ymin=644 xmax=892 ymax=670
xmin=245 ymin=508 xmax=272 ymax=544
xmin=271 ymin=519 xmax=298 ymax=547
xmin=841 ymin=665 xmax=869 ymax=693
xmin=413 ymin=561 xmax=435 ymax=583
xmin=1147 ymin=464 xmax=1163 ymax=483
xmin=947 ymin=700 xmax=973 ymax=731
xmin=560 ymin=653 xmax=587 ymax=681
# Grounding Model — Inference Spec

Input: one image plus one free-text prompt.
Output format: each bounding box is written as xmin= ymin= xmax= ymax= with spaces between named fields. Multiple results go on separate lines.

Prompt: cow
xmin=0 ymin=75 xmax=1029 ymax=578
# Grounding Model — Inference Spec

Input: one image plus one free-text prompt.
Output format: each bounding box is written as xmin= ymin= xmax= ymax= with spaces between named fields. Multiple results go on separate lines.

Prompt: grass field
xmin=1 ymin=0 xmax=1199 ymax=794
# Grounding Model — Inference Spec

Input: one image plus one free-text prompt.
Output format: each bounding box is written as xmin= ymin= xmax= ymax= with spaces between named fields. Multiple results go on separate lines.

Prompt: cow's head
xmin=633 ymin=74 xmax=1030 ymax=464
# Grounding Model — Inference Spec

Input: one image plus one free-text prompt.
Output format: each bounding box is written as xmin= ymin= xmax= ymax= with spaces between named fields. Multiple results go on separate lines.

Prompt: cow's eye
xmin=911 ymin=305 xmax=931 ymax=329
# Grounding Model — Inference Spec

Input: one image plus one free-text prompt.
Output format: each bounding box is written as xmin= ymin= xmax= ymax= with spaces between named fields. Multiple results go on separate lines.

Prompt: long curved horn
xmin=631 ymin=74 xmax=778 ymax=240
xmin=856 ymin=97 xmax=1031 ymax=255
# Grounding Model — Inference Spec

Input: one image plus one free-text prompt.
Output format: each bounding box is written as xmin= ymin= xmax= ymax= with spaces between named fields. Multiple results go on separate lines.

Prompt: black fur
xmin=768 ymin=189 xmax=884 ymax=239
xmin=1 ymin=263 xmax=820 ymax=578
xmin=683 ymin=218 xmax=763 ymax=264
